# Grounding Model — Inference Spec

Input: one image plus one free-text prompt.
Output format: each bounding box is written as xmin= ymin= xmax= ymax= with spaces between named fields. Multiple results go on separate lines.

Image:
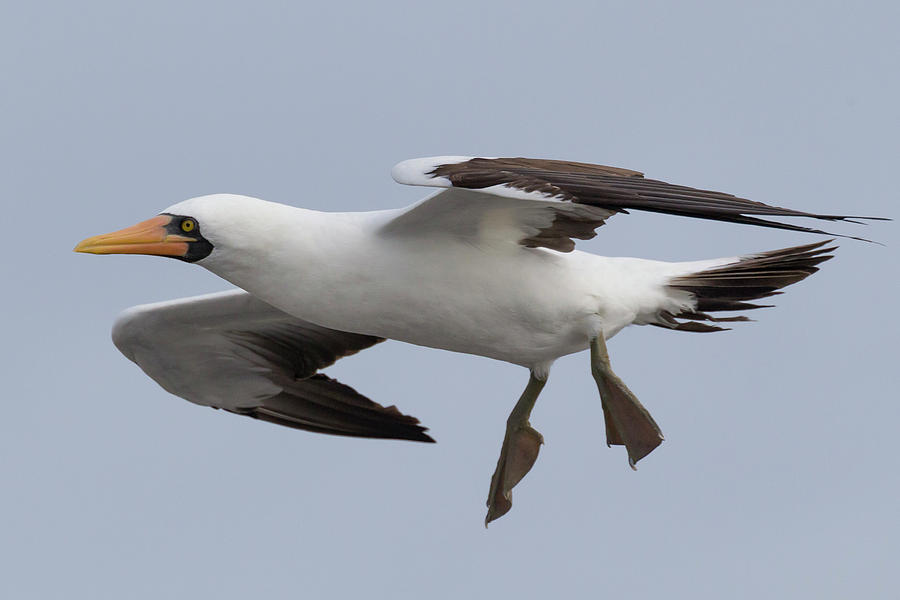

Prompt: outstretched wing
xmin=111 ymin=289 xmax=433 ymax=442
xmin=386 ymin=156 xmax=883 ymax=251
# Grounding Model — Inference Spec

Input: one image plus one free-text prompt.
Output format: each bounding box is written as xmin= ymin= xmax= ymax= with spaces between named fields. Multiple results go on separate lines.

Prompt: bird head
xmin=73 ymin=194 xmax=273 ymax=263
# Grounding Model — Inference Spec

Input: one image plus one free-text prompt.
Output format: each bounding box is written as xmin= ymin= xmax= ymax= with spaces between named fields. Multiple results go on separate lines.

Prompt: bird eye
xmin=181 ymin=219 xmax=196 ymax=233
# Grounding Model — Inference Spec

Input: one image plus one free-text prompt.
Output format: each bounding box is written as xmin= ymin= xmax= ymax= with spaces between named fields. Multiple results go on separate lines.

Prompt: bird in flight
xmin=75 ymin=156 xmax=884 ymax=524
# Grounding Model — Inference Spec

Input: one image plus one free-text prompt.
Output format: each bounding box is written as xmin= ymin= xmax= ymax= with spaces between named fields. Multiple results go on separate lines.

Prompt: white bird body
xmin=176 ymin=193 xmax=730 ymax=373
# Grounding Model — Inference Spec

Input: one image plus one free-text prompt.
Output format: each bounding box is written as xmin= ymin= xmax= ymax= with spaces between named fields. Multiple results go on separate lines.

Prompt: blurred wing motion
xmin=389 ymin=156 xmax=884 ymax=251
xmin=112 ymin=289 xmax=433 ymax=442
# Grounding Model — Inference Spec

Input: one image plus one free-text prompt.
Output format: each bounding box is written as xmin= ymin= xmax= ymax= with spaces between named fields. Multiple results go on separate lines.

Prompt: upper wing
xmin=111 ymin=289 xmax=433 ymax=442
xmin=386 ymin=156 xmax=883 ymax=251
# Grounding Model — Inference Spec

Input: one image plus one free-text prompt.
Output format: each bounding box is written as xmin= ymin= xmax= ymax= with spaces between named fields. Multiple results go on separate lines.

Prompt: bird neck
xmin=197 ymin=205 xmax=376 ymax=318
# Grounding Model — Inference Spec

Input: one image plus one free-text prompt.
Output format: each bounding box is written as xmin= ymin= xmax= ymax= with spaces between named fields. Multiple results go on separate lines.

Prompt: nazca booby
xmin=74 ymin=156 xmax=884 ymax=524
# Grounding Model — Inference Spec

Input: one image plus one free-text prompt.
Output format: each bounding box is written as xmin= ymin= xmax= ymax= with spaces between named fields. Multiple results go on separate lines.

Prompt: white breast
xmin=192 ymin=203 xmax=691 ymax=369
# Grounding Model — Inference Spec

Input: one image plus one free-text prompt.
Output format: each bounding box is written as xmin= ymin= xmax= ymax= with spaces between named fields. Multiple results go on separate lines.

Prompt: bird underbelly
xmin=335 ymin=305 xmax=596 ymax=367
xmin=216 ymin=244 xmax=653 ymax=368
xmin=275 ymin=266 xmax=606 ymax=367
xmin=373 ymin=308 xmax=595 ymax=367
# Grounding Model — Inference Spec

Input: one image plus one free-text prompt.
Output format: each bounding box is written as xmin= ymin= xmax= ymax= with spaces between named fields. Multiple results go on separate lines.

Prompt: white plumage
xmin=76 ymin=155 xmax=880 ymax=523
xmin=171 ymin=192 xmax=729 ymax=372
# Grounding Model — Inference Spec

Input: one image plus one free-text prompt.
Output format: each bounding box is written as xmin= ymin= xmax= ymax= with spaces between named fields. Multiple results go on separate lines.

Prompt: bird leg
xmin=590 ymin=335 xmax=664 ymax=469
xmin=485 ymin=372 xmax=547 ymax=526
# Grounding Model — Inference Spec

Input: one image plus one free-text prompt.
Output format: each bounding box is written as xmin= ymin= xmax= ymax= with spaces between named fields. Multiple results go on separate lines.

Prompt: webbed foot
xmin=591 ymin=336 xmax=664 ymax=468
xmin=484 ymin=373 xmax=546 ymax=526
xmin=486 ymin=422 xmax=543 ymax=525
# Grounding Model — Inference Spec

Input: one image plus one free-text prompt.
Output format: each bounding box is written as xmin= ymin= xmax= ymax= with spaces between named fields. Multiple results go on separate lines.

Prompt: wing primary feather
xmin=416 ymin=157 xmax=886 ymax=243
xmin=112 ymin=290 xmax=433 ymax=443
xmin=235 ymin=375 xmax=435 ymax=443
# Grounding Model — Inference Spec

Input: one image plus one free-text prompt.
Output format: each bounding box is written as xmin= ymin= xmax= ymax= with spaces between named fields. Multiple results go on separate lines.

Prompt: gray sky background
xmin=2 ymin=1 xmax=897 ymax=598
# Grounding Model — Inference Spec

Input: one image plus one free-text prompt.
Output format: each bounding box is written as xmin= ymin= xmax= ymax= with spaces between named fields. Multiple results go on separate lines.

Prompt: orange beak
xmin=74 ymin=215 xmax=196 ymax=258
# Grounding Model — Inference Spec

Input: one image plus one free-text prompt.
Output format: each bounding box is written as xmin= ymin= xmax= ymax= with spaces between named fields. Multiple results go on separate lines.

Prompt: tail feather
xmin=656 ymin=240 xmax=836 ymax=332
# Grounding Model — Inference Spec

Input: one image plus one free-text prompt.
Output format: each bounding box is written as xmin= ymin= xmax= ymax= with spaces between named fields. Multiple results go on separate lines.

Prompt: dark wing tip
xmin=431 ymin=157 xmax=888 ymax=243
xmin=408 ymin=429 xmax=437 ymax=443
xmin=234 ymin=374 xmax=436 ymax=444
